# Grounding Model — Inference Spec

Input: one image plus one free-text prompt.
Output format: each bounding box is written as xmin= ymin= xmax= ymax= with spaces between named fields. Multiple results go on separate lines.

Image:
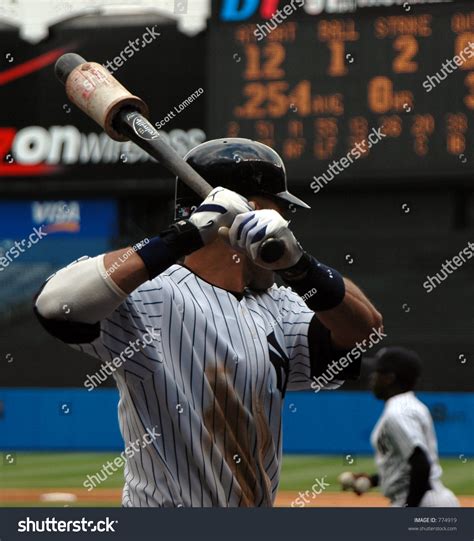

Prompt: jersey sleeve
xmin=383 ymin=412 xmax=427 ymax=460
xmin=73 ymin=281 xmax=165 ymax=372
xmin=272 ymin=285 xmax=345 ymax=392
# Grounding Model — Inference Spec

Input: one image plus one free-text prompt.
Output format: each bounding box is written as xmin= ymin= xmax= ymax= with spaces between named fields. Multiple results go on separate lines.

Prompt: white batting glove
xmin=188 ymin=187 xmax=253 ymax=245
xmin=221 ymin=209 xmax=303 ymax=270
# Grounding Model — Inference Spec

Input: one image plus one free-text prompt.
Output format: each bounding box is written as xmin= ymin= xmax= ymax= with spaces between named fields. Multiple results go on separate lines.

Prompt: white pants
xmin=391 ymin=480 xmax=460 ymax=507
xmin=419 ymin=481 xmax=460 ymax=507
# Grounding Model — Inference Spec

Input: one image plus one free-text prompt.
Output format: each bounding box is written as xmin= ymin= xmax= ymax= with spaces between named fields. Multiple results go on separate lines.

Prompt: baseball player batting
xmin=34 ymin=137 xmax=382 ymax=507
xmin=339 ymin=347 xmax=459 ymax=507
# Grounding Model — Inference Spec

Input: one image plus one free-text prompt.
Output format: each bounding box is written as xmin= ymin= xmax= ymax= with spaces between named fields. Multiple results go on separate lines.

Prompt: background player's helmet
xmin=373 ymin=346 xmax=423 ymax=390
xmin=175 ymin=138 xmax=310 ymax=219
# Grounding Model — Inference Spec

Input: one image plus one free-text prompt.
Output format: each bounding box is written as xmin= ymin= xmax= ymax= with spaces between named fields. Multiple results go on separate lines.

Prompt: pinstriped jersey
xmin=370 ymin=391 xmax=442 ymax=502
xmin=73 ymin=263 xmax=340 ymax=507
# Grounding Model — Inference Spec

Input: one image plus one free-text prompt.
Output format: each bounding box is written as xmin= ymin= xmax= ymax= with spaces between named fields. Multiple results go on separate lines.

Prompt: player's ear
xmin=249 ymin=199 xmax=261 ymax=210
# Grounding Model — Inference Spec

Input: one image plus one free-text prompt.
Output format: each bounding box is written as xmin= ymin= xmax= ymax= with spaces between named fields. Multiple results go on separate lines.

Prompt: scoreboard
xmin=208 ymin=1 xmax=474 ymax=184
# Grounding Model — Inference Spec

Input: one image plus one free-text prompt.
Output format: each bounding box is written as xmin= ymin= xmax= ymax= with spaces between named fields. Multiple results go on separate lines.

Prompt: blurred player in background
xmin=338 ymin=347 xmax=459 ymax=507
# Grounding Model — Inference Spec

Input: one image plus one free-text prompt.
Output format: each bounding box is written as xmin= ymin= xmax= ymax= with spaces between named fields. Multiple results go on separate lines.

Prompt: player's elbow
xmin=351 ymin=309 xmax=384 ymax=345
xmin=370 ymin=309 xmax=383 ymax=336
xmin=35 ymin=284 xmax=61 ymax=320
xmin=34 ymin=281 xmax=102 ymax=345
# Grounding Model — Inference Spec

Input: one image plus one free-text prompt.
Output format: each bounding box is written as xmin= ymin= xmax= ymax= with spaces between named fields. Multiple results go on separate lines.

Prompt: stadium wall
xmin=0 ymin=389 xmax=472 ymax=456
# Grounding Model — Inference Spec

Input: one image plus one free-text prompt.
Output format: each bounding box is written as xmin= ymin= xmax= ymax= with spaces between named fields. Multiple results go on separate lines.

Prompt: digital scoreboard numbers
xmin=208 ymin=2 xmax=474 ymax=183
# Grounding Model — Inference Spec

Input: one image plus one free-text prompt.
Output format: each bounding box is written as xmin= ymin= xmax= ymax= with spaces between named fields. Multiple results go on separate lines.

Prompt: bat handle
xmin=259 ymin=238 xmax=285 ymax=264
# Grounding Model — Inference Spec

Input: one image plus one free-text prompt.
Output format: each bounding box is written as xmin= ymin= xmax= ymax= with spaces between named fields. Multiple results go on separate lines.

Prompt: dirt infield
xmin=1 ymin=488 xmax=473 ymax=507
xmin=276 ymin=492 xmax=474 ymax=507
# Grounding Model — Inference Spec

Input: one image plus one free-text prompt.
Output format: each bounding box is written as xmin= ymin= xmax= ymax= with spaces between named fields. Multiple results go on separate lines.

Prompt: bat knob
xmin=260 ymin=239 xmax=285 ymax=264
xmin=55 ymin=53 xmax=87 ymax=85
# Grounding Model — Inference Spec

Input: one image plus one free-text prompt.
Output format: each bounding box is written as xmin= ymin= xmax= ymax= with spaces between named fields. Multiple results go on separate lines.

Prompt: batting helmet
xmin=175 ymin=138 xmax=310 ymax=219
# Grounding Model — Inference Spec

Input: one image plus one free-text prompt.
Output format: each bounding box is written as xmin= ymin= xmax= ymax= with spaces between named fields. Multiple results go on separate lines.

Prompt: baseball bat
xmin=54 ymin=53 xmax=284 ymax=263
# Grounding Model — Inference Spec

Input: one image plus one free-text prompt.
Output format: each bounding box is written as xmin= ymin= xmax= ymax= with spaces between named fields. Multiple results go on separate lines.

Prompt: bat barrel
xmin=54 ymin=55 xmax=286 ymax=263
xmin=56 ymin=55 xmax=149 ymax=142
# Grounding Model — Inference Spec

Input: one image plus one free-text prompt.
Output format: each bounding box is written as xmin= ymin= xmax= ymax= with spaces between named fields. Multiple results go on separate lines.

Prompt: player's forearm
xmin=279 ymin=254 xmax=382 ymax=349
xmin=35 ymin=254 xmax=129 ymax=324
xmin=35 ymin=246 xmax=159 ymax=326
xmin=103 ymin=249 xmax=149 ymax=294
xmin=106 ymin=218 xmax=205 ymax=292
xmin=315 ymin=279 xmax=383 ymax=349
xmin=34 ymin=245 xmax=160 ymax=326
xmin=35 ymin=219 xmax=205 ymax=325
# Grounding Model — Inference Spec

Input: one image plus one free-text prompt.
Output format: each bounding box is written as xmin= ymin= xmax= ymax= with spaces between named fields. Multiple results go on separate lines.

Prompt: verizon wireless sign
xmin=0 ymin=126 xmax=205 ymax=176
xmin=0 ymin=21 xmax=205 ymax=182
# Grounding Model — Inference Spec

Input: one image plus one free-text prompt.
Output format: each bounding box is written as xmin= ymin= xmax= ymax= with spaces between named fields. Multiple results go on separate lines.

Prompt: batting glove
xmin=188 ymin=187 xmax=254 ymax=245
xmin=221 ymin=209 xmax=303 ymax=270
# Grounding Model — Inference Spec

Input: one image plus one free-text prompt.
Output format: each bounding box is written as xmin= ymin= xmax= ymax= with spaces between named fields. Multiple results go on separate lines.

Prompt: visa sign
xmin=219 ymin=0 xmax=452 ymax=21
xmin=31 ymin=201 xmax=81 ymax=233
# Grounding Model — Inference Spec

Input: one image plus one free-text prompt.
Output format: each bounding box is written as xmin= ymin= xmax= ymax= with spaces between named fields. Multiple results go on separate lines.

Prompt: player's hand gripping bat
xmin=54 ymin=53 xmax=284 ymax=264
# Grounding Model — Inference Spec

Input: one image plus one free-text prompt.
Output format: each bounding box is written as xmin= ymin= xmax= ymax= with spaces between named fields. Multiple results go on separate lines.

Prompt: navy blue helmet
xmin=175 ymin=138 xmax=310 ymax=219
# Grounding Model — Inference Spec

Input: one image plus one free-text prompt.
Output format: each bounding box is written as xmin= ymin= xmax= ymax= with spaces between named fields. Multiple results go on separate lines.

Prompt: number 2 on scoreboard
xmin=393 ymin=35 xmax=418 ymax=74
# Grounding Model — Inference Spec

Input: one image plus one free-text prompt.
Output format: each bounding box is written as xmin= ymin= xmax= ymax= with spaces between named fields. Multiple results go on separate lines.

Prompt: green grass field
xmin=1 ymin=452 xmax=472 ymax=504
xmin=280 ymin=454 xmax=473 ymax=494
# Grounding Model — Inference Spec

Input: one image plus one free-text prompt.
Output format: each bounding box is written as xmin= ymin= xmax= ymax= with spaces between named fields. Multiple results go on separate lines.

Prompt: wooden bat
xmin=54 ymin=53 xmax=284 ymax=263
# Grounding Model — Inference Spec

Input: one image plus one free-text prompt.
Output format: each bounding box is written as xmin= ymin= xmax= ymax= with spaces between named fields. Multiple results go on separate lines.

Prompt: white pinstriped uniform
xmin=73 ymin=263 xmax=342 ymax=507
xmin=370 ymin=391 xmax=459 ymax=507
